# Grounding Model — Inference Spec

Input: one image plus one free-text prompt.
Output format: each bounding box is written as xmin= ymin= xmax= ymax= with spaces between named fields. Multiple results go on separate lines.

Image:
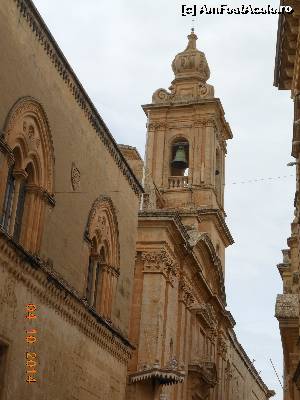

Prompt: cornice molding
xmin=142 ymin=98 xmax=233 ymax=140
xmin=197 ymin=208 xmax=234 ymax=246
xmin=138 ymin=210 xmax=227 ymax=306
xmin=189 ymin=232 xmax=226 ymax=305
xmin=138 ymin=210 xmax=191 ymax=244
xmin=0 ymin=231 xmax=132 ymax=364
xmin=13 ymin=0 xmax=143 ymax=197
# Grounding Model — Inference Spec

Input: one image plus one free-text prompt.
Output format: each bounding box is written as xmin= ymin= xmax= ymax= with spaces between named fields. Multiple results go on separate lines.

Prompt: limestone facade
xmin=274 ymin=1 xmax=300 ymax=398
xmin=0 ymin=1 xmax=274 ymax=400
xmin=0 ymin=0 xmax=142 ymax=399
xmin=125 ymin=31 xmax=274 ymax=400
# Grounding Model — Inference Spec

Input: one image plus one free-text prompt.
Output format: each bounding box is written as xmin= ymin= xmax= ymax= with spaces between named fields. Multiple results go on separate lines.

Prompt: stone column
xmin=138 ymin=250 xmax=169 ymax=368
xmin=105 ymin=267 xmax=113 ymax=318
xmin=20 ymin=184 xmax=41 ymax=251
xmin=192 ymin=122 xmax=204 ymax=186
xmin=144 ymin=123 xmax=156 ymax=182
xmin=91 ymin=256 xmax=99 ymax=307
xmin=154 ymin=124 xmax=167 ymax=188
xmin=98 ymin=262 xmax=108 ymax=315
xmin=8 ymin=169 xmax=27 ymax=237
xmin=29 ymin=186 xmax=44 ymax=253
xmin=204 ymin=120 xmax=216 ymax=186
xmin=108 ymin=268 xmax=119 ymax=317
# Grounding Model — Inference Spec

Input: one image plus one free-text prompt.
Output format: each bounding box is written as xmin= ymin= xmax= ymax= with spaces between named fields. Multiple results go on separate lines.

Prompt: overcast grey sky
xmin=33 ymin=0 xmax=295 ymax=397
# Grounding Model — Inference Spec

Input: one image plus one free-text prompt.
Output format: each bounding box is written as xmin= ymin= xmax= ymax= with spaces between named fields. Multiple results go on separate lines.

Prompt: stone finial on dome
xmin=171 ymin=29 xmax=210 ymax=83
xmin=185 ymin=28 xmax=197 ymax=50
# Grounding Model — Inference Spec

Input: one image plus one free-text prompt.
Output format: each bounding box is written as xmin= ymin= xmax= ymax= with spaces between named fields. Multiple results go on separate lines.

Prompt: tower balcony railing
xmin=168 ymin=176 xmax=189 ymax=189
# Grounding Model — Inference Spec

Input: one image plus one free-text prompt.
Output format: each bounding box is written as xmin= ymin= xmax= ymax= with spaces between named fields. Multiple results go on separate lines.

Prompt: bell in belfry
xmin=171 ymin=145 xmax=188 ymax=169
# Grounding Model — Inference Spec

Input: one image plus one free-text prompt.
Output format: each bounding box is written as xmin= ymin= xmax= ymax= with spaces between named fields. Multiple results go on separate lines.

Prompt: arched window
xmin=85 ymin=196 xmax=120 ymax=320
xmin=0 ymin=97 xmax=54 ymax=253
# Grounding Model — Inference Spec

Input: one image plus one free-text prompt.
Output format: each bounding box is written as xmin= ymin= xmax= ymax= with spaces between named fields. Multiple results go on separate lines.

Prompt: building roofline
xmin=274 ymin=12 xmax=285 ymax=88
xmin=118 ymin=144 xmax=143 ymax=162
xmin=13 ymin=0 xmax=143 ymax=196
xmin=228 ymin=329 xmax=275 ymax=397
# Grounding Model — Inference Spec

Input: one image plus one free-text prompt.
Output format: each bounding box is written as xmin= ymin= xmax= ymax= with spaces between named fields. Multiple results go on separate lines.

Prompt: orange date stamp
xmin=25 ymin=304 xmax=38 ymax=383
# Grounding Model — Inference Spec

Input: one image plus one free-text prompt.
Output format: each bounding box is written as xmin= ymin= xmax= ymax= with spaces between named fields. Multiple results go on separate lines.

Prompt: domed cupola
xmin=151 ymin=30 xmax=214 ymax=104
xmin=171 ymin=29 xmax=210 ymax=83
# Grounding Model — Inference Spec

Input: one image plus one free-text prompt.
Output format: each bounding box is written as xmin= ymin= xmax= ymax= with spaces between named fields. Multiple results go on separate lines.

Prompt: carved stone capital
xmin=147 ymin=122 xmax=168 ymax=131
xmin=217 ymin=335 xmax=228 ymax=358
xmin=141 ymin=249 xmax=178 ymax=285
xmin=13 ymin=168 xmax=28 ymax=180
xmin=275 ymin=294 xmax=299 ymax=319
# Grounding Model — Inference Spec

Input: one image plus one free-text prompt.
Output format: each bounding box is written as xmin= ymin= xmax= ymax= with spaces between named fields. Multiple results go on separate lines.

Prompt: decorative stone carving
xmin=152 ymin=84 xmax=214 ymax=105
xmin=275 ymin=294 xmax=299 ymax=319
xmin=152 ymin=30 xmax=214 ymax=105
xmin=85 ymin=196 xmax=120 ymax=269
xmin=282 ymin=249 xmax=291 ymax=264
xmin=188 ymin=361 xmax=217 ymax=387
xmin=179 ymin=276 xmax=195 ymax=308
xmin=147 ymin=122 xmax=168 ymax=131
xmin=187 ymin=361 xmax=217 ymax=400
xmin=172 ymin=31 xmax=210 ymax=82
xmin=71 ymin=162 xmax=80 ymax=191
xmin=4 ymin=97 xmax=55 ymax=193
xmin=141 ymin=249 xmax=178 ymax=285
xmin=166 ymin=356 xmax=179 ymax=370
xmin=0 ymin=274 xmax=17 ymax=319
xmin=191 ymin=303 xmax=218 ymax=336
xmin=187 ymin=230 xmax=227 ymax=304
xmin=129 ymin=360 xmax=185 ymax=385
xmin=225 ymin=362 xmax=233 ymax=381
xmin=217 ymin=334 xmax=228 ymax=358
xmin=293 ymin=272 xmax=300 ymax=284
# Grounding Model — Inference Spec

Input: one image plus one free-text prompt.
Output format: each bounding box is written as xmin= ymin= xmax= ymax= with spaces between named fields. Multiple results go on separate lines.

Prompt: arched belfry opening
xmin=171 ymin=138 xmax=189 ymax=176
xmin=169 ymin=138 xmax=189 ymax=188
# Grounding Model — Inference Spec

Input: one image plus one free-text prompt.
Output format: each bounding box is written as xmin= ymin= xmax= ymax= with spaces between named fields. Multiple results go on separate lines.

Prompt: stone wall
xmin=0 ymin=0 xmax=142 ymax=399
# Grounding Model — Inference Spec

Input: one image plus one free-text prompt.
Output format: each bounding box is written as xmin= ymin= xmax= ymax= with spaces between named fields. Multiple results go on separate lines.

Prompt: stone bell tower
xmin=142 ymin=30 xmax=234 ymax=269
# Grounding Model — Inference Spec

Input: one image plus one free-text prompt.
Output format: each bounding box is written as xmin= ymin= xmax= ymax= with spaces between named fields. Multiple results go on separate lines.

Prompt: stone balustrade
xmin=168 ymin=176 xmax=189 ymax=189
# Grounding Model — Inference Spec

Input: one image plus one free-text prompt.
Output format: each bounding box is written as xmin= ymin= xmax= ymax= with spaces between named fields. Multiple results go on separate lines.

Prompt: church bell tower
xmin=142 ymin=30 xmax=234 ymax=270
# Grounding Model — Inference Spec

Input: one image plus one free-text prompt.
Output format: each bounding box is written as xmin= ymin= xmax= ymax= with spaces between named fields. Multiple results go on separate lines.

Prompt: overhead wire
xmin=230 ymin=174 xmax=295 ymax=185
